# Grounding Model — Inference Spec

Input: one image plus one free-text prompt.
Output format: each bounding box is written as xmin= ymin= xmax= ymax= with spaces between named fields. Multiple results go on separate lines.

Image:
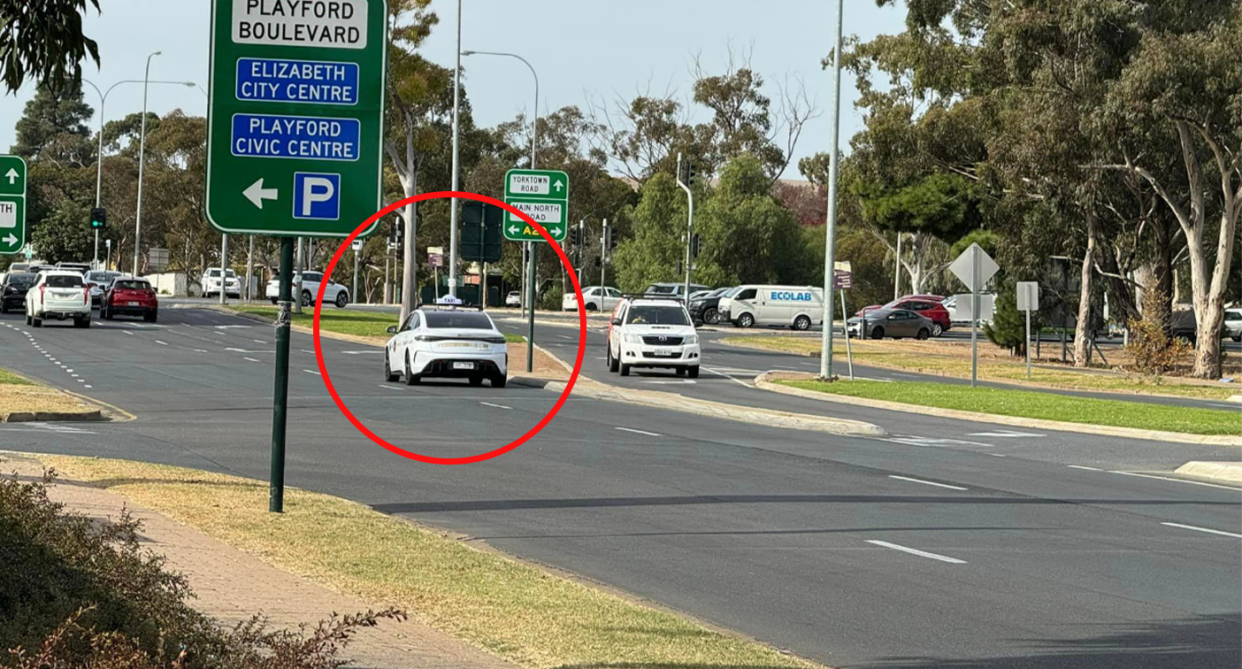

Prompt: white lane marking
xmin=968 ymin=430 xmax=1044 ymax=438
xmin=301 ymin=349 xmax=316 ymax=354
xmin=702 ymin=366 xmax=752 ymax=388
xmin=881 ymin=436 xmax=994 ymax=448
xmin=70 ymin=374 xmax=78 ymax=378
xmin=1068 ymin=465 xmax=1103 ymax=472
xmin=253 ymin=339 xmax=267 ymax=344
xmin=378 ymin=384 xmax=404 ymax=391
xmin=479 ymin=401 xmax=512 ymax=410
xmin=193 ymin=349 xmax=208 ymax=353
xmin=76 ymin=379 xmax=84 ymax=383
xmin=888 ymin=475 xmax=968 ymax=491
xmin=866 ymin=540 xmax=967 ymax=564
xmin=1109 ymin=470 xmax=1242 ymax=491
xmin=225 ymin=347 xmax=274 ymax=353
xmin=987 ymin=453 xmax=1007 ymax=457
xmin=643 ymin=379 xmax=697 ymax=385
xmin=304 ymin=369 xmax=321 ymax=376
xmin=1161 ymin=522 xmax=1242 ymax=539
xmin=342 ymin=350 xmax=382 ymax=355
xmin=615 ymin=426 xmax=662 ymax=437
xmin=154 ymin=340 xmax=168 ymax=346
xmin=243 ymin=357 xmax=261 ymax=363
xmin=123 ymin=331 xmax=134 ymax=336
xmin=84 ymin=385 xmax=92 ymax=389
xmin=65 ymin=368 xmax=73 ymax=373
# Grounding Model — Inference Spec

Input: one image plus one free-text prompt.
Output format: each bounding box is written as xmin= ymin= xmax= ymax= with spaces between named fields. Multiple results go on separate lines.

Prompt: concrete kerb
xmin=1174 ymin=461 xmax=1242 ymax=484
xmin=755 ymin=372 xmax=1242 ymax=447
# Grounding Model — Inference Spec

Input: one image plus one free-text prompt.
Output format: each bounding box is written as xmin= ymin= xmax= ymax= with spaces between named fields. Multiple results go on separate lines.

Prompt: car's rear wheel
xmin=75 ymin=317 xmax=90 ymax=329
xmin=270 ymin=297 xmax=278 ymax=305
xmin=145 ymin=311 xmax=158 ymax=324
xmin=737 ymin=313 xmax=755 ymax=328
xmin=492 ymin=374 xmax=507 ymax=388
xmin=585 ymin=302 xmax=598 ymax=311
xmin=335 ymin=292 xmax=348 ymax=308
xmin=25 ymin=313 xmax=31 ymax=325
xmin=916 ymin=328 xmax=930 ymax=340
xmin=1234 ymin=335 xmax=1241 ymax=343
xmin=301 ymin=290 xmax=313 ymax=307
xmin=31 ymin=314 xmax=41 ymax=328
xmin=870 ymin=326 xmax=884 ymax=340
xmin=704 ymin=307 xmax=719 ymax=324
xmin=675 ymin=367 xmax=686 ymax=376
xmin=468 ymin=376 xmax=484 ymax=387
xmin=0 ymin=303 xmax=7 ymax=314
xmin=793 ymin=315 xmax=811 ymax=331
xmin=932 ymin=323 xmax=944 ymax=337
xmin=687 ymin=366 xmax=700 ymax=379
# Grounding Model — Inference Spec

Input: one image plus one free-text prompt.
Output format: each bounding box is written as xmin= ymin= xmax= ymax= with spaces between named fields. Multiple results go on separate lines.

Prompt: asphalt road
xmin=1 ymin=307 xmax=1239 ymax=668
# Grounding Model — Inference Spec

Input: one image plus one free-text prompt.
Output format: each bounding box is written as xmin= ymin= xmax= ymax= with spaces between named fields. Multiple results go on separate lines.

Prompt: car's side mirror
xmin=888 ymin=314 xmax=899 ymax=320
xmin=386 ymin=326 xmax=397 ymax=334
xmin=611 ymin=318 xmax=622 ymax=326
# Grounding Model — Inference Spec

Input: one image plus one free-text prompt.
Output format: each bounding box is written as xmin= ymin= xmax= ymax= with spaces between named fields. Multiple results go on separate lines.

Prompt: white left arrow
xmin=243 ymin=179 xmax=278 ymax=208
xmin=507 ymin=225 xmax=520 ymax=234
xmin=3 ymin=234 xmax=16 ymax=246
xmin=4 ymin=168 xmax=17 ymax=185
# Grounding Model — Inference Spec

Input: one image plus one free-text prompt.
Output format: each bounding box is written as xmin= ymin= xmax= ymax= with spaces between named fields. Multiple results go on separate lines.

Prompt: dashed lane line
xmin=888 ymin=475 xmax=968 ymax=491
xmin=866 ymin=540 xmax=967 ymax=565
xmin=615 ymin=426 xmax=662 ymax=437
xmin=479 ymin=401 xmax=512 ymax=410
xmin=1160 ymin=522 xmax=1242 ymax=539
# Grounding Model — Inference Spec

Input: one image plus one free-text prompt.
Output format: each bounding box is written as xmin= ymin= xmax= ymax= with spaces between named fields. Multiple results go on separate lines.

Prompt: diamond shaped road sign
xmin=503 ymin=169 xmax=569 ymax=242
xmin=0 ymin=155 xmax=27 ymax=255
xmin=949 ymin=243 xmax=999 ymax=292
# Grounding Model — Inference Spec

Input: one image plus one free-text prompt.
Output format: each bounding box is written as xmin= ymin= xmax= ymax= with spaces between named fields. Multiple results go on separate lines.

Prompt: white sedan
xmin=563 ymin=286 xmax=623 ymax=312
xmin=267 ymin=270 xmax=350 ymax=308
xmin=384 ymin=308 xmax=508 ymax=387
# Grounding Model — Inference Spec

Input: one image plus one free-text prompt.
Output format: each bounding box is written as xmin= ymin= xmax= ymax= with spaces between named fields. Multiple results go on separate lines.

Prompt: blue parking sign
xmin=293 ymin=172 xmax=341 ymax=221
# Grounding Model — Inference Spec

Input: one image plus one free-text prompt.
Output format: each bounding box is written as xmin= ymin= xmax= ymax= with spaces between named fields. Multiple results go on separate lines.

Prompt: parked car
xmin=847 ymin=308 xmax=934 ymax=340
xmin=564 ymin=286 xmax=623 ymax=312
xmin=941 ymin=294 xmax=994 ymax=328
xmin=1225 ymin=308 xmax=1242 ymax=342
xmin=201 ymin=268 xmax=241 ymax=299
xmin=642 ymin=282 xmax=709 ymax=301
xmin=688 ymin=287 xmax=733 ymax=325
xmin=0 ymin=272 xmax=36 ymax=313
xmin=25 ymin=270 xmax=91 ymax=328
xmin=266 ymin=270 xmax=349 ymax=307
xmin=84 ymin=270 xmax=122 ymax=307
xmin=605 ymin=297 xmax=701 ymax=377
xmin=383 ymin=307 xmax=507 ymax=387
xmin=719 ymin=285 xmax=824 ymax=330
xmin=54 ymin=262 xmax=92 ymax=275
xmin=100 ymin=276 xmax=159 ymax=322
xmin=857 ymin=295 xmax=952 ymax=336
xmin=505 ymin=291 xmax=521 ymax=308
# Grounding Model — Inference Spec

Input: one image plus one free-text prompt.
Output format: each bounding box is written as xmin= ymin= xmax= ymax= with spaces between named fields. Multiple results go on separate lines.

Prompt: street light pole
xmin=83 ymin=77 xmax=198 ymax=269
xmin=818 ymin=0 xmax=845 ymax=380
xmin=133 ymin=51 xmax=161 ymax=278
xmin=447 ymin=0 xmax=463 ymax=298
xmin=675 ymin=153 xmax=694 ymax=303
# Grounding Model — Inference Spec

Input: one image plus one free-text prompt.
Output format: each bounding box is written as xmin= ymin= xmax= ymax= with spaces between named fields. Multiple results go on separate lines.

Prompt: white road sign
xmin=949 ymin=243 xmax=999 ymax=291
xmin=1016 ymin=281 xmax=1039 ymax=312
xmin=507 ymin=201 xmax=563 ymax=224
xmin=231 ymin=0 xmax=369 ymax=49
xmin=508 ymin=173 xmax=551 ymax=195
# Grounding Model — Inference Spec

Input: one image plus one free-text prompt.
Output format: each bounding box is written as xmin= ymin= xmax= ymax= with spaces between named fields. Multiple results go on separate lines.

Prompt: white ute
xmin=606 ymin=297 xmax=701 ymax=377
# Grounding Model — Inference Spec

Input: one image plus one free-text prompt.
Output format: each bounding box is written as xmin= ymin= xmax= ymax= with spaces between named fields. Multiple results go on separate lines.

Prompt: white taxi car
xmin=26 ymin=270 xmax=92 ymax=328
xmin=606 ymin=297 xmax=700 ymax=377
xmin=384 ymin=307 xmax=508 ymax=387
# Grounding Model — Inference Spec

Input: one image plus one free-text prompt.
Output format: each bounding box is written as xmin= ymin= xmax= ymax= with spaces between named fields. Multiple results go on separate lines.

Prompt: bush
xmin=1125 ymin=289 xmax=1191 ymax=377
xmin=984 ymin=287 xmax=1038 ymax=356
xmin=0 ymin=468 xmax=403 ymax=669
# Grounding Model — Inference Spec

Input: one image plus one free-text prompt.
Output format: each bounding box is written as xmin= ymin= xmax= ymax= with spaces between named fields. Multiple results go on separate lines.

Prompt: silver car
xmin=847 ymin=308 xmax=935 ymax=340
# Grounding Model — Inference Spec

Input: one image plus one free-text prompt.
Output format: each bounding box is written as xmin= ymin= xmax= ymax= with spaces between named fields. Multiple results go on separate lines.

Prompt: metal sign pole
xmin=840 ymin=290 xmax=854 ymax=381
xmin=970 ymin=244 xmax=980 ymax=387
xmin=1025 ymin=284 xmax=1032 ymax=379
xmin=219 ymin=233 xmax=228 ymax=304
xmin=527 ymin=247 xmax=536 ymax=372
xmin=269 ymin=237 xmax=294 ymax=513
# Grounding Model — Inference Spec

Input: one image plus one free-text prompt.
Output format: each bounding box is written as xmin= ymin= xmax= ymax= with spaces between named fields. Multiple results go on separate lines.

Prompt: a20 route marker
xmin=206 ymin=0 xmax=388 ymax=513
xmin=0 ymin=155 xmax=28 ymax=255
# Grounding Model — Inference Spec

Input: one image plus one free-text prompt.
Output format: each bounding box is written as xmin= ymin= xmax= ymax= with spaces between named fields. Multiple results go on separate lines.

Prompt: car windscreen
xmin=422 ymin=311 xmax=493 ymax=329
xmin=1226 ymin=311 xmax=1242 ymax=321
xmin=6 ymin=273 xmax=34 ymax=286
xmin=626 ymin=305 xmax=690 ymax=325
xmin=46 ymin=275 xmax=83 ymax=288
xmin=114 ymin=280 xmax=150 ymax=290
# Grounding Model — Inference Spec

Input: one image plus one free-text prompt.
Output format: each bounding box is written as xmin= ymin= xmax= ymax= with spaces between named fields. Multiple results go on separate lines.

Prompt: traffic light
xmin=569 ymin=225 xmax=580 ymax=246
xmin=691 ymin=233 xmax=701 ymax=258
xmin=89 ymin=207 xmax=107 ymax=230
xmin=679 ymin=160 xmax=697 ymax=187
xmin=392 ymin=216 xmax=404 ymax=247
xmin=606 ymin=227 xmax=618 ymax=252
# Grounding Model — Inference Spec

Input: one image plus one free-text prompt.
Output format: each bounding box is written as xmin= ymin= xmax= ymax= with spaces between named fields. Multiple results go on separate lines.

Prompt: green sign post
xmin=206 ymin=0 xmax=387 ymax=513
xmin=503 ymin=169 xmax=569 ymax=242
xmin=0 ymin=155 xmax=28 ymax=255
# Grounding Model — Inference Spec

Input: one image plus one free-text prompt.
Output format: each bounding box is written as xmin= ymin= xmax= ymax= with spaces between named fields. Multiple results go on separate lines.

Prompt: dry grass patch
xmin=0 ymin=369 xmax=99 ymax=419
xmin=43 ymin=456 xmax=825 ymax=669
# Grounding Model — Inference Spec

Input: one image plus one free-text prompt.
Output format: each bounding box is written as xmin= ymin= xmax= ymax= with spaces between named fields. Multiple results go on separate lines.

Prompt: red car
xmin=857 ymin=294 xmax=950 ymax=336
xmin=100 ymin=277 xmax=159 ymax=322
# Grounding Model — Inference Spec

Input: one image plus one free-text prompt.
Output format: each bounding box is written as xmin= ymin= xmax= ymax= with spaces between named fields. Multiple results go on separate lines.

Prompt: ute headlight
xmin=624 ymin=333 xmax=644 ymax=344
xmin=684 ymin=334 xmax=699 ymax=345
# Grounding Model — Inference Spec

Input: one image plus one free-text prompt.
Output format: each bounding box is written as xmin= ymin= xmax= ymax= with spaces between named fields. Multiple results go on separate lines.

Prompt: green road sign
xmin=205 ymin=0 xmax=387 ymax=238
xmin=0 ymin=155 xmax=28 ymax=255
xmin=503 ymin=169 xmax=569 ymax=242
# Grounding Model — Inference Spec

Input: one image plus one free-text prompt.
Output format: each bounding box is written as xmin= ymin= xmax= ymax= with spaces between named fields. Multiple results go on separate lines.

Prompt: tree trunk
xmin=398 ymin=178 xmax=418 ymax=323
xmin=1073 ymin=219 xmax=1096 ymax=367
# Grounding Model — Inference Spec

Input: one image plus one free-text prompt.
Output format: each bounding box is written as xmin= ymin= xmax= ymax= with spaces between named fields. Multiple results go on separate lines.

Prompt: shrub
xmin=984 ymin=287 xmax=1038 ymax=356
xmin=1124 ymin=288 xmax=1191 ymax=377
xmin=0 ymin=468 xmax=403 ymax=669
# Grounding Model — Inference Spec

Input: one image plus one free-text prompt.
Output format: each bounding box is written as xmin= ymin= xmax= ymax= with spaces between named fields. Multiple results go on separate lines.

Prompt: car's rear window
xmin=1226 ymin=311 xmax=1242 ymax=322
xmin=626 ymin=305 xmax=690 ymax=325
xmin=6 ymin=273 xmax=34 ymax=286
xmin=422 ymin=311 xmax=493 ymax=329
xmin=115 ymin=280 xmax=150 ymax=290
xmin=46 ymin=275 xmax=83 ymax=288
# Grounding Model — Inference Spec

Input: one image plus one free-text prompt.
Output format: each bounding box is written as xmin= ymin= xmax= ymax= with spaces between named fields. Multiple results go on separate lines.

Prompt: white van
xmin=720 ymin=285 xmax=824 ymax=330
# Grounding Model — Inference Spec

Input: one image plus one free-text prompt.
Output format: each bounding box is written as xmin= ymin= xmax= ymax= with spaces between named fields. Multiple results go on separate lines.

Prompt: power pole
xmin=818 ymin=0 xmax=845 ymax=380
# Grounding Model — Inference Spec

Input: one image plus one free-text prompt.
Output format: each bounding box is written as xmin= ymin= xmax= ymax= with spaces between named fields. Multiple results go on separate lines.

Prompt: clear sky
xmin=1 ymin=0 xmax=907 ymax=178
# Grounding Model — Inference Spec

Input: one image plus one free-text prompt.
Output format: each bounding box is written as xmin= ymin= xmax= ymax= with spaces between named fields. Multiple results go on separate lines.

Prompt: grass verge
xmin=42 ymin=455 xmax=822 ymax=669
xmin=0 ymin=367 xmax=99 ymax=418
xmin=228 ymin=305 xmax=396 ymax=339
xmin=726 ymin=336 xmax=1238 ymax=401
xmin=778 ymin=378 xmax=1241 ymax=436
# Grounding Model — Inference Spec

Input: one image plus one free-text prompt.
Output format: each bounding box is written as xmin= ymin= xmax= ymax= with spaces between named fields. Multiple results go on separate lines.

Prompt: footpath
xmin=4 ymin=452 xmax=516 ymax=669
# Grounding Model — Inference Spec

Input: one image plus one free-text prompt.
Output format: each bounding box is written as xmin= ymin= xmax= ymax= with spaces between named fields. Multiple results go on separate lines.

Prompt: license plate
xmin=653 ymin=349 xmax=675 ymax=357
xmin=127 ymin=301 xmax=140 ymax=306
xmin=452 ymin=362 xmax=475 ymax=370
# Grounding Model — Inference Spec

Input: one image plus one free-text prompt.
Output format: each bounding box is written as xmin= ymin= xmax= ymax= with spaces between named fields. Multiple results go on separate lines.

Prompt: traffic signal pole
xmin=269 ymin=237 xmax=294 ymax=513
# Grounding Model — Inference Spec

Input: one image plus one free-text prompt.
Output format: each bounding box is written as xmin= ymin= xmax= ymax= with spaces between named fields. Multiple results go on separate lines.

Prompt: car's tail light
xmin=84 ymin=289 xmax=89 ymax=305
xmin=39 ymin=284 xmax=45 ymax=300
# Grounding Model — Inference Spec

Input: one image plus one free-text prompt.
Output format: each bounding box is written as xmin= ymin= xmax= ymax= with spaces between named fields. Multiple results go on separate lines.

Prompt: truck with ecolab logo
xmin=718 ymin=285 xmax=824 ymax=330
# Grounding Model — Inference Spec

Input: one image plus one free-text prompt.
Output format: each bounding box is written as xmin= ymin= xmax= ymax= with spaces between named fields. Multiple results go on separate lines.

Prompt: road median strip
xmin=0 ymin=367 xmax=104 ymax=423
xmin=1174 ymin=461 xmax=1242 ymax=484
xmin=39 ymin=454 xmax=828 ymax=669
xmin=755 ymin=372 xmax=1241 ymax=446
